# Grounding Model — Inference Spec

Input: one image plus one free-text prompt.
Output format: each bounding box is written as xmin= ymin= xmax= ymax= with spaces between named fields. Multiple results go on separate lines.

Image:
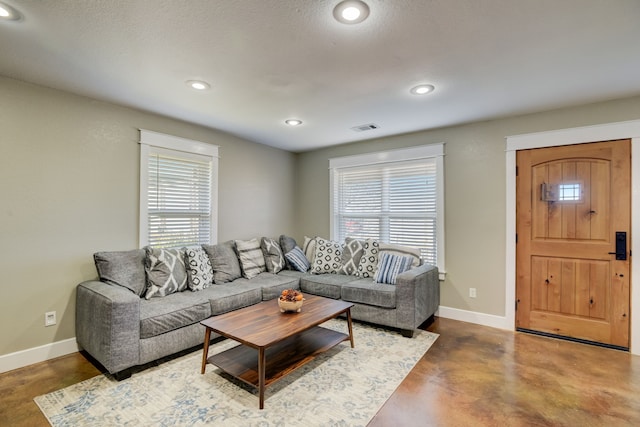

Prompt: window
xmin=330 ymin=144 xmax=445 ymax=278
xmin=139 ymin=130 xmax=219 ymax=248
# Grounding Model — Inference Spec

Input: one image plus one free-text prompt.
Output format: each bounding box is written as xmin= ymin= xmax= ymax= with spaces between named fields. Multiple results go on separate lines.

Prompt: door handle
xmin=608 ymin=231 xmax=627 ymax=260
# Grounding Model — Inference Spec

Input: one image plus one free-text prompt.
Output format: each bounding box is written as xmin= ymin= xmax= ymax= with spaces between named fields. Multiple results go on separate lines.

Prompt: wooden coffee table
xmin=200 ymin=294 xmax=354 ymax=409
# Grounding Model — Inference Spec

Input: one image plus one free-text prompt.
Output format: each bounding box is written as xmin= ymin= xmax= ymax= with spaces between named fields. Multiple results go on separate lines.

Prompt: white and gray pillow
xmin=302 ymin=236 xmax=317 ymax=264
xmin=378 ymin=243 xmax=422 ymax=268
xmin=144 ymin=247 xmax=188 ymax=299
xmin=94 ymin=249 xmax=147 ymax=296
xmin=339 ymin=237 xmax=365 ymax=275
xmin=184 ymin=246 xmax=214 ymax=291
xmin=285 ymin=246 xmax=310 ymax=272
xmin=374 ymin=252 xmax=414 ymax=284
xmin=356 ymin=239 xmax=380 ymax=278
xmin=203 ymin=241 xmax=242 ymax=283
xmin=261 ymin=237 xmax=285 ymax=273
xmin=311 ymin=238 xmax=343 ymax=275
xmin=236 ymin=238 xmax=266 ymax=279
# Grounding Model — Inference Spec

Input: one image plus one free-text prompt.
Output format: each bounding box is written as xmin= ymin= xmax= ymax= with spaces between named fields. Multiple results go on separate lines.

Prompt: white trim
xmin=329 ymin=142 xmax=444 ymax=169
xmin=139 ymin=129 xmax=219 ymax=157
xmin=0 ymin=338 xmax=79 ymax=374
xmin=436 ymin=306 xmax=511 ymax=330
xmin=505 ymin=119 xmax=640 ymax=355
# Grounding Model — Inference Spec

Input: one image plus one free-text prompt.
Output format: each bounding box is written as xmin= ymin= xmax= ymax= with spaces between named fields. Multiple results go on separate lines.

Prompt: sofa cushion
xmin=279 ymin=235 xmax=298 ymax=270
xmin=301 ymin=274 xmax=355 ymax=299
xmin=261 ymin=237 xmax=285 ymax=274
xmin=236 ymin=238 xmax=266 ymax=279
xmin=144 ymin=247 xmax=188 ymax=299
xmin=203 ymin=241 xmax=242 ymax=283
xmin=339 ymin=237 xmax=365 ymax=276
xmin=378 ymin=243 xmax=422 ymax=268
xmin=310 ymin=238 xmax=343 ymax=275
xmin=94 ymin=249 xmax=146 ymax=296
xmin=285 ymin=246 xmax=310 ymax=272
xmin=249 ymin=272 xmax=300 ymax=300
xmin=341 ymin=279 xmax=397 ymax=309
xmin=205 ymin=281 xmax=263 ymax=315
xmin=356 ymin=239 xmax=380 ymax=278
xmin=139 ymin=290 xmax=213 ymax=339
xmin=374 ymin=253 xmax=414 ymax=285
xmin=184 ymin=246 xmax=214 ymax=291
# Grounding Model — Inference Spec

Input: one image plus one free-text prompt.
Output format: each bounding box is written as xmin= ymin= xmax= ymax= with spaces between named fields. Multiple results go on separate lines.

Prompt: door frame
xmin=506 ymin=119 xmax=640 ymax=354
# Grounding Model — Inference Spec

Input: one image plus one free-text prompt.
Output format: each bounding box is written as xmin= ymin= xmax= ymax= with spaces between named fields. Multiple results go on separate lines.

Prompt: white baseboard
xmin=436 ymin=306 xmax=512 ymax=330
xmin=0 ymin=337 xmax=80 ymax=374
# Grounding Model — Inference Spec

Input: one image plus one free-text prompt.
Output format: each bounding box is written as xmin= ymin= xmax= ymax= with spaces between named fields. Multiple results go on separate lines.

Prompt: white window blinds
xmin=139 ymin=130 xmax=219 ymax=248
xmin=146 ymin=149 xmax=212 ymax=247
xmin=330 ymin=144 xmax=444 ymax=273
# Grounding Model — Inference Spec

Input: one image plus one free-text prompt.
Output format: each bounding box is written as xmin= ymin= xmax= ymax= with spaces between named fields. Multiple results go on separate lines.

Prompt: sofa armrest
xmin=394 ymin=263 xmax=440 ymax=330
xmin=76 ymin=280 xmax=141 ymax=374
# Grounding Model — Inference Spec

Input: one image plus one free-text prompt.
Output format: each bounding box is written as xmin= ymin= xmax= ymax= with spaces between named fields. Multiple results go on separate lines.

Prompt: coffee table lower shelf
xmin=207 ymin=325 xmax=348 ymax=390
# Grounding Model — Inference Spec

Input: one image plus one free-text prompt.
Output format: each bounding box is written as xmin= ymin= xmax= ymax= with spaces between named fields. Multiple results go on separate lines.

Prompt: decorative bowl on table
xmin=278 ymin=289 xmax=304 ymax=313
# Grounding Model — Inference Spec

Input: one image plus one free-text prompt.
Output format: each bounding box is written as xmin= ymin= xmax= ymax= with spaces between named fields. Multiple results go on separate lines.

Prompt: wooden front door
xmin=516 ymin=139 xmax=631 ymax=348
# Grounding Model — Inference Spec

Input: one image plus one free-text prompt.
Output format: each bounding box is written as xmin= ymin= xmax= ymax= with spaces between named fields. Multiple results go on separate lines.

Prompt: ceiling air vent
xmin=351 ymin=123 xmax=380 ymax=132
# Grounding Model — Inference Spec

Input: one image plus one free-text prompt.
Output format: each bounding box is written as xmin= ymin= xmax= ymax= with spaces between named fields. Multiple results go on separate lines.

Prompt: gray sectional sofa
xmin=76 ymin=236 xmax=439 ymax=379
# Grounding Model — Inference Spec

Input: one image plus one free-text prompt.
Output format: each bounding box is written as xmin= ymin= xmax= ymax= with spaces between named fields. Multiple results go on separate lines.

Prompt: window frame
xmin=139 ymin=129 xmax=219 ymax=248
xmin=329 ymin=143 xmax=445 ymax=279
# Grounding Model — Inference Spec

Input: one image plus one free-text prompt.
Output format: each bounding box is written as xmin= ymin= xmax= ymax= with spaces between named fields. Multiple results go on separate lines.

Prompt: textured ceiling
xmin=1 ymin=0 xmax=640 ymax=152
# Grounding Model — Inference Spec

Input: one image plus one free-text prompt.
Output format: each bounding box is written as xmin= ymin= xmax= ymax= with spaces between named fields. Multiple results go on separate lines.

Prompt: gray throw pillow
xmin=261 ymin=237 xmax=285 ymax=274
xmin=279 ymin=235 xmax=298 ymax=270
xmin=94 ymin=249 xmax=146 ymax=296
xmin=144 ymin=247 xmax=188 ymax=299
xmin=203 ymin=241 xmax=242 ymax=283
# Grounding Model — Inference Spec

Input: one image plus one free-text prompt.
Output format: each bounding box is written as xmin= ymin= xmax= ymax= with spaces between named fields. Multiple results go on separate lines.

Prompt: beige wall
xmin=296 ymin=95 xmax=640 ymax=317
xmin=0 ymin=77 xmax=297 ymax=356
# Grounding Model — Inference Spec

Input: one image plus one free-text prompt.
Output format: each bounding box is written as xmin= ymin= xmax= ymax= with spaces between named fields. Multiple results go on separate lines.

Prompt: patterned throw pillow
xmin=184 ymin=246 xmax=214 ymax=291
xmin=285 ymin=246 xmax=310 ymax=272
xmin=339 ymin=237 xmax=365 ymax=275
xmin=374 ymin=252 xmax=414 ymax=285
xmin=144 ymin=247 xmax=188 ymax=299
xmin=302 ymin=236 xmax=317 ymax=264
xmin=311 ymin=238 xmax=343 ymax=275
xmin=356 ymin=239 xmax=380 ymax=278
xmin=235 ymin=238 xmax=266 ymax=279
xmin=378 ymin=243 xmax=422 ymax=268
xmin=261 ymin=237 xmax=285 ymax=274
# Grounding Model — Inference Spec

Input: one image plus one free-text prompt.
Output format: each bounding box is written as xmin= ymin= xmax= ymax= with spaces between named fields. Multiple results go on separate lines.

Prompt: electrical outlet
xmin=45 ymin=311 xmax=56 ymax=327
xmin=469 ymin=288 xmax=477 ymax=298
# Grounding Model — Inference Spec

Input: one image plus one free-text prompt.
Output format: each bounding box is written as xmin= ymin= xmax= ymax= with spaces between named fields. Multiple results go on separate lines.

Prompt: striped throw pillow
xmin=285 ymin=246 xmax=310 ymax=272
xmin=235 ymin=238 xmax=266 ymax=279
xmin=374 ymin=252 xmax=414 ymax=285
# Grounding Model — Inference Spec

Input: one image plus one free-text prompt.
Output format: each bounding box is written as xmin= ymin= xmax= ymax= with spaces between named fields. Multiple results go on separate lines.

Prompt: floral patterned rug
xmin=35 ymin=319 xmax=438 ymax=427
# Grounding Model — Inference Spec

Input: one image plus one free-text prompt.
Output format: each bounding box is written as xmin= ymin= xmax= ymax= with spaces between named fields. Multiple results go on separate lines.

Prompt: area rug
xmin=35 ymin=319 xmax=437 ymax=427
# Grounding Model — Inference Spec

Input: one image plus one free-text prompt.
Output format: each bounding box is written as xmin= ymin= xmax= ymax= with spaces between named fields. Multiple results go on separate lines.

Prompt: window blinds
xmin=146 ymin=150 xmax=212 ymax=248
xmin=333 ymin=159 xmax=438 ymax=265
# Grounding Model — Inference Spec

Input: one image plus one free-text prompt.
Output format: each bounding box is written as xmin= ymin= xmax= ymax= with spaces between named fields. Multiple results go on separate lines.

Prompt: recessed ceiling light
xmin=333 ymin=0 xmax=370 ymax=24
xmin=410 ymin=84 xmax=435 ymax=95
xmin=0 ymin=2 xmax=22 ymax=21
xmin=285 ymin=119 xmax=303 ymax=126
xmin=186 ymin=80 xmax=210 ymax=91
